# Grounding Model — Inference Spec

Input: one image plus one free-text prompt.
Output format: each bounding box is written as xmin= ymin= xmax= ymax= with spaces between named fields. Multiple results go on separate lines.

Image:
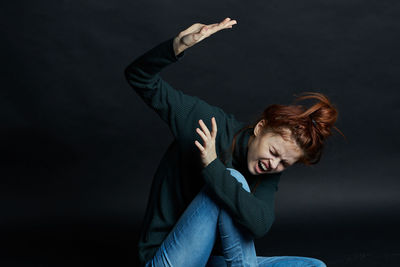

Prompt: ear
xmin=254 ymin=119 xmax=266 ymax=137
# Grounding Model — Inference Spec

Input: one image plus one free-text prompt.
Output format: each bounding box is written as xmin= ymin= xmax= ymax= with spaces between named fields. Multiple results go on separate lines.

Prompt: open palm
xmin=173 ymin=17 xmax=237 ymax=55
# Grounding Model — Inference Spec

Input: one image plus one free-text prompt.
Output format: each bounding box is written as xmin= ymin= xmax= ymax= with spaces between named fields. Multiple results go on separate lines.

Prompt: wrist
xmin=173 ymin=35 xmax=185 ymax=56
xmin=204 ymin=156 xmax=217 ymax=168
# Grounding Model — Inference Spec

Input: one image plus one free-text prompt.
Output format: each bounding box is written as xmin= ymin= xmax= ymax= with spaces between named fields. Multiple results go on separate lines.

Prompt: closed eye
xmin=271 ymin=147 xmax=289 ymax=167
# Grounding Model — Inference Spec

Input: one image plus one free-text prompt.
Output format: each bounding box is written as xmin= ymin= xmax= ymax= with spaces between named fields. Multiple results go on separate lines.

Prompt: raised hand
xmin=173 ymin=17 xmax=238 ymax=56
xmin=194 ymin=117 xmax=218 ymax=168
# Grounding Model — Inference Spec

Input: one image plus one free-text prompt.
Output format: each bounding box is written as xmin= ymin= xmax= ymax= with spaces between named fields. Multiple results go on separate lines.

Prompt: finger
xmin=191 ymin=26 xmax=208 ymax=42
xmin=207 ymin=21 xmax=226 ymax=33
xmin=194 ymin=18 xmax=237 ymax=41
xmin=218 ymin=19 xmax=237 ymax=31
xmin=205 ymin=18 xmax=228 ymax=31
xmin=207 ymin=23 xmax=219 ymax=28
xmin=194 ymin=140 xmax=205 ymax=152
xmin=219 ymin=17 xmax=231 ymax=25
xmin=217 ymin=18 xmax=235 ymax=28
xmin=226 ymin=20 xmax=237 ymax=28
xmin=196 ymin=127 xmax=208 ymax=143
xmin=198 ymin=119 xmax=211 ymax=137
xmin=200 ymin=25 xmax=208 ymax=34
xmin=209 ymin=19 xmax=237 ymax=35
xmin=211 ymin=117 xmax=218 ymax=138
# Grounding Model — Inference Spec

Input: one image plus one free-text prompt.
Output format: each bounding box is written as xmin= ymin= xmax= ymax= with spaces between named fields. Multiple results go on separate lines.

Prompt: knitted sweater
xmin=124 ymin=37 xmax=281 ymax=266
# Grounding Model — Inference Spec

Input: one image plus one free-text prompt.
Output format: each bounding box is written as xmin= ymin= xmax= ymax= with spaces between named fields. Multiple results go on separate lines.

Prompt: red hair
xmin=224 ymin=92 xmax=345 ymax=166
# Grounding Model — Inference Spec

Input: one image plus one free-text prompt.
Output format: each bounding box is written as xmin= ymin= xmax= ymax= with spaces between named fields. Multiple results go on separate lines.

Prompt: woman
xmin=125 ymin=17 xmax=342 ymax=267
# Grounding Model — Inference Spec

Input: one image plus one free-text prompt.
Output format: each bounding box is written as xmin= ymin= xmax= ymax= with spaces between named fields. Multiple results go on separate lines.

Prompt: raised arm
xmin=124 ymin=18 xmax=237 ymax=139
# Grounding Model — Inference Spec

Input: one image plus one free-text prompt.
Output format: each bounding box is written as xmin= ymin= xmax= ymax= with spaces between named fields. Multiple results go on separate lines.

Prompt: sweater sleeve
xmin=201 ymin=157 xmax=281 ymax=239
xmin=124 ymin=37 xmax=232 ymax=141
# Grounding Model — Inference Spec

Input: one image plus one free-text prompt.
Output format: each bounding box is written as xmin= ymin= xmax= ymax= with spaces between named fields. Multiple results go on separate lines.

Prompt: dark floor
xmin=1 ymin=220 xmax=399 ymax=267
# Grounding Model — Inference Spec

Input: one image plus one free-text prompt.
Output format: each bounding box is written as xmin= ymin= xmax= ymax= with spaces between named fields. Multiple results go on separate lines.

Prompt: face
xmin=247 ymin=120 xmax=303 ymax=175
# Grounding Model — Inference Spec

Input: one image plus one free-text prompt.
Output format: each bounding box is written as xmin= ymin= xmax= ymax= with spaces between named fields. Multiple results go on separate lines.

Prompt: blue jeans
xmin=145 ymin=168 xmax=326 ymax=267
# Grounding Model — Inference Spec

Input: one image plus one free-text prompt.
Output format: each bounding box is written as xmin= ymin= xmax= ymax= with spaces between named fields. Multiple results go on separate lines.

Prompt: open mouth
xmin=258 ymin=160 xmax=268 ymax=172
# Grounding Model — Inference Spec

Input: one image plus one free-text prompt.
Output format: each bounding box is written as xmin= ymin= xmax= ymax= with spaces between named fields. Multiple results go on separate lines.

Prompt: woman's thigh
xmin=145 ymin=186 xmax=220 ymax=267
xmin=206 ymin=255 xmax=326 ymax=267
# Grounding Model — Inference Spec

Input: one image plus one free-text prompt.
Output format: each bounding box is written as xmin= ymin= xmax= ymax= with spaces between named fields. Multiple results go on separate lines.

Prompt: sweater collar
xmin=232 ymin=126 xmax=254 ymax=171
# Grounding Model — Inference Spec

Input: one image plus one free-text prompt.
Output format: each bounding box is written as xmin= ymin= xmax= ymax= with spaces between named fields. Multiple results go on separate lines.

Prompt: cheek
xmin=248 ymin=143 xmax=257 ymax=159
xmin=249 ymin=139 xmax=268 ymax=161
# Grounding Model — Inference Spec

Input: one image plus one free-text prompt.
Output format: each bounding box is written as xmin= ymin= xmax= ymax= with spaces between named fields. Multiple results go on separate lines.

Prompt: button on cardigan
xmin=124 ymin=37 xmax=281 ymax=266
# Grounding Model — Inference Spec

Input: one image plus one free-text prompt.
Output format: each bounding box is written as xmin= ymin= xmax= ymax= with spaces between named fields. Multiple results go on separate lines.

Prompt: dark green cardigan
xmin=124 ymin=37 xmax=281 ymax=266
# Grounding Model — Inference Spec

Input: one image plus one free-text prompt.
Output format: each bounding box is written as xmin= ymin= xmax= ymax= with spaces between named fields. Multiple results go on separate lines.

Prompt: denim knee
xmin=226 ymin=168 xmax=250 ymax=193
xmin=314 ymin=258 xmax=327 ymax=267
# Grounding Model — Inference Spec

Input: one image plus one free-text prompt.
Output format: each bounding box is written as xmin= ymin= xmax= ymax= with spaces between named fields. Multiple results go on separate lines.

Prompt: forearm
xmin=125 ymin=37 xmax=183 ymax=84
xmin=201 ymin=157 xmax=277 ymax=238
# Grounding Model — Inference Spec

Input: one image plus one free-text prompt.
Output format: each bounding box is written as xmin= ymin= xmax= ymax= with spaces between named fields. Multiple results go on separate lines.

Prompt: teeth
xmin=259 ymin=161 xmax=267 ymax=171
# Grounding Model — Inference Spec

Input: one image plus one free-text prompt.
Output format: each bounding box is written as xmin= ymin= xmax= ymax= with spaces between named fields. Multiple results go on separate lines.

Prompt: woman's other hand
xmin=173 ymin=17 xmax=238 ymax=56
xmin=195 ymin=117 xmax=218 ymax=168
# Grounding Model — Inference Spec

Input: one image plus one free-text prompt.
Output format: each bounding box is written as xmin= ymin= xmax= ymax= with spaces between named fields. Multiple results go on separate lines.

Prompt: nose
xmin=270 ymin=158 xmax=279 ymax=170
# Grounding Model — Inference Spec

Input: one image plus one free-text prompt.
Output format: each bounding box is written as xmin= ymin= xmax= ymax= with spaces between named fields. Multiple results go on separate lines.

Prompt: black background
xmin=1 ymin=0 xmax=400 ymax=266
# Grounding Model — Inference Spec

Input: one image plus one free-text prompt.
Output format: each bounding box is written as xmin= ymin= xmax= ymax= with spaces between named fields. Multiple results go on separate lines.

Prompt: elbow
xmin=249 ymin=208 xmax=275 ymax=239
xmin=124 ymin=64 xmax=154 ymax=89
xmin=124 ymin=65 xmax=141 ymax=89
xmin=252 ymin=220 xmax=274 ymax=239
xmin=124 ymin=61 xmax=139 ymax=83
xmin=124 ymin=66 xmax=132 ymax=82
